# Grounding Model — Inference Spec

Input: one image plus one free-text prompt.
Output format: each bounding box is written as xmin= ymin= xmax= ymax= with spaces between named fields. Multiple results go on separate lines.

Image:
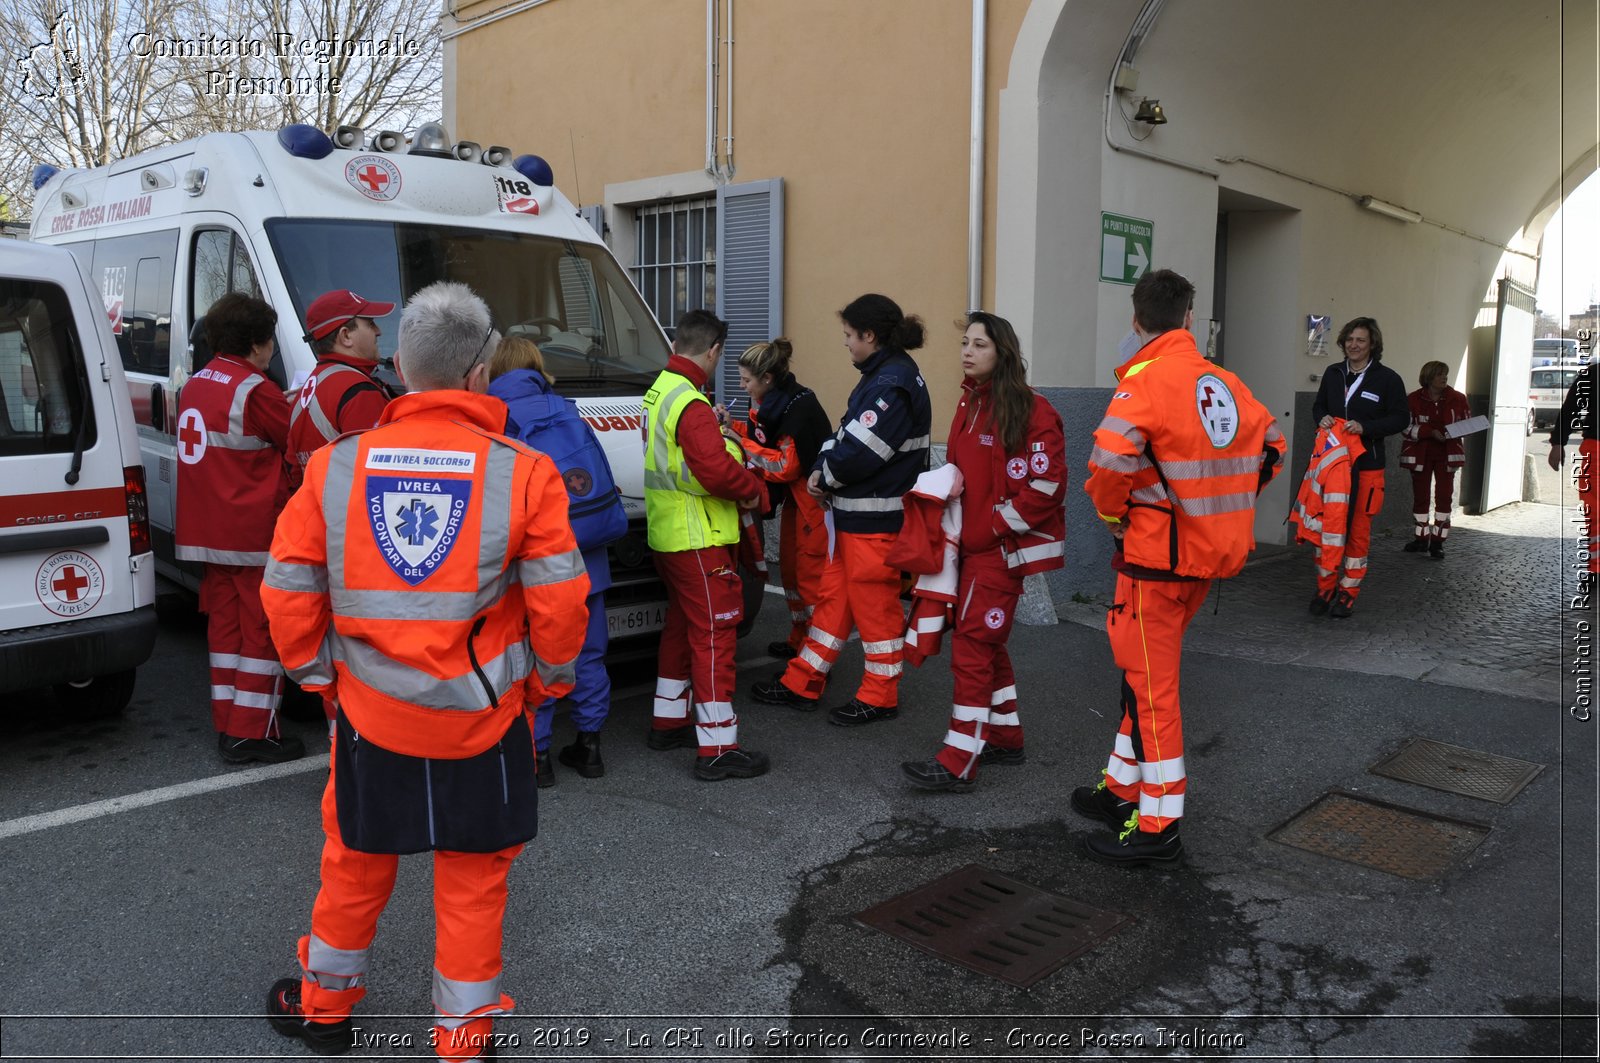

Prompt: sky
xmin=1537 ymin=170 xmax=1600 ymax=319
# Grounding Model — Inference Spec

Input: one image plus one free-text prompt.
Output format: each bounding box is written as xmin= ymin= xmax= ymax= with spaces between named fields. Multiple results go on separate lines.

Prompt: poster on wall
xmin=1306 ymin=314 xmax=1331 ymax=357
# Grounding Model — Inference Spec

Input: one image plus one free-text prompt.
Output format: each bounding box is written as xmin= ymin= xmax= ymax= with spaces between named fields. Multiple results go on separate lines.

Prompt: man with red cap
xmin=288 ymin=289 xmax=397 ymax=480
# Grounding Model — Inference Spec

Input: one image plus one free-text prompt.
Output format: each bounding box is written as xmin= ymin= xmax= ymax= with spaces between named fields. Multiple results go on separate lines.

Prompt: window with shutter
xmin=714 ymin=178 xmax=784 ymax=420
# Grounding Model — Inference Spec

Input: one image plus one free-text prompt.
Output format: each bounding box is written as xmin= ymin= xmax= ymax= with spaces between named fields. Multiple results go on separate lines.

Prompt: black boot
xmin=1082 ymin=814 xmax=1183 ymax=869
xmin=535 ymin=751 xmax=556 ymax=789
xmin=1403 ymin=536 xmax=1428 ymax=553
xmin=557 ymin=731 xmax=605 ymax=778
xmin=1429 ymin=538 xmax=1444 ymax=559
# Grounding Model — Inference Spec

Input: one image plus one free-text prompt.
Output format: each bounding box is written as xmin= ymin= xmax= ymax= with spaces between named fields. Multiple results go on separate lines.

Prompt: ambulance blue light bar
xmin=277 ymin=125 xmax=334 ymax=160
xmin=31 ymin=164 xmax=59 ymax=190
xmin=513 ymin=155 xmax=554 ymax=187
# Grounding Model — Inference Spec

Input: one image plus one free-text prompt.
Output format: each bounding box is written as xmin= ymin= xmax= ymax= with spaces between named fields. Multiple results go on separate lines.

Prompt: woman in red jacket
xmin=1397 ymin=360 xmax=1471 ymax=558
xmin=727 ymin=338 xmax=833 ymax=658
xmin=902 ymin=311 xmax=1065 ymax=792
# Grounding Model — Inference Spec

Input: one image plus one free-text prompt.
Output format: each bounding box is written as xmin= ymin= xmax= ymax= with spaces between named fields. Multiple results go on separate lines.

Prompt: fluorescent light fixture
xmin=1358 ymin=196 xmax=1422 ymax=224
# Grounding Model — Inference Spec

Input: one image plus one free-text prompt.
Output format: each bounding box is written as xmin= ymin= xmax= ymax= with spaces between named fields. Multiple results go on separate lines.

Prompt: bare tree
xmin=0 ymin=0 xmax=441 ymax=219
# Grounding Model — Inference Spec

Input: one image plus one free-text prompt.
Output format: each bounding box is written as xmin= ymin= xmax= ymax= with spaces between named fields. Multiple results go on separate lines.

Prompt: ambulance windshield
xmin=265 ymin=220 xmax=670 ymax=394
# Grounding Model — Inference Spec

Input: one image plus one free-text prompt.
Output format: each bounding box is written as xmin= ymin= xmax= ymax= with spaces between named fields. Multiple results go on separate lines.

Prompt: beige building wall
xmin=449 ymin=0 xmax=1029 ymax=436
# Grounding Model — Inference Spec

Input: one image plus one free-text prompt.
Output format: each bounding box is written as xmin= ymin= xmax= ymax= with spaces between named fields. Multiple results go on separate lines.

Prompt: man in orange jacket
xmin=1078 ymin=269 xmax=1285 ymax=868
xmin=260 ymin=282 xmax=590 ymax=1060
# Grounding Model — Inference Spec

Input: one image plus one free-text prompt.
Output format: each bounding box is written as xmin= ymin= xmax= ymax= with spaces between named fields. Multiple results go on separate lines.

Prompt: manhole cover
xmin=854 ymin=864 xmax=1132 ymax=988
xmin=1269 ymin=790 xmax=1489 ymax=880
xmin=1369 ymin=737 xmax=1544 ymax=804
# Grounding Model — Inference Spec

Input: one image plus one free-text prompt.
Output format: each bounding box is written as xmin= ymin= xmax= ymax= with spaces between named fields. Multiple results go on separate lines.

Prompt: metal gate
xmin=1479 ymin=278 xmax=1536 ymax=512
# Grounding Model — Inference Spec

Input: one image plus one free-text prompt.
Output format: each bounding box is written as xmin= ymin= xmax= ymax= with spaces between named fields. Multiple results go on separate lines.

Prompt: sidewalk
xmin=1058 ymin=500 xmax=1572 ymax=701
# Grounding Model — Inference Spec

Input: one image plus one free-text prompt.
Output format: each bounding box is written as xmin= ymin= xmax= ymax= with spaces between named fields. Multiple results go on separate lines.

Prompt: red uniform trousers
xmin=651 ymin=545 xmax=744 ymax=755
xmin=1409 ymin=454 xmax=1457 ymax=542
xmin=777 ymin=501 xmax=828 ymax=651
xmin=779 ymin=531 xmax=904 ymax=708
xmin=935 ymin=551 xmax=1023 ymax=780
xmin=200 ymin=563 xmax=284 ymax=740
xmin=1103 ymin=573 xmax=1209 ymax=833
xmin=1317 ymin=469 xmax=1385 ymax=602
xmin=296 ymin=764 xmax=518 ymax=1061
xmin=1580 ymin=439 xmax=1600 ymax=575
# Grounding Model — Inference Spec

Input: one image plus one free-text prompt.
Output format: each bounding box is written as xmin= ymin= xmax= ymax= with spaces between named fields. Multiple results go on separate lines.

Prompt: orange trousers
xmin=780 ymin=531 xmax=904 ymax=708
xmin=1317 ymin=468 xmax=1385 ymax=601
xmin=1102 ymin=573 xmax=1209 ymax=833
xmin=297 ymin=765 xmax=520 ymax=1061
xmin=777 ymin=500 xmax=828 ymax=650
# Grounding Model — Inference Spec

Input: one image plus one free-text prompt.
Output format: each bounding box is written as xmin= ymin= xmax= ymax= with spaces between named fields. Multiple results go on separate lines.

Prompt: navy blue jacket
xmin=814 ymin=347 xmax=931 ymax=533
xmin=1312 ymin=358 xmax=1409 ymax=472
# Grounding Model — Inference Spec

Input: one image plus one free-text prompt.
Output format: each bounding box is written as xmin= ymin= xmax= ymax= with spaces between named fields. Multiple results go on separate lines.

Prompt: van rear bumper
xmin=0 ymin=606 xmax=159 ymax=693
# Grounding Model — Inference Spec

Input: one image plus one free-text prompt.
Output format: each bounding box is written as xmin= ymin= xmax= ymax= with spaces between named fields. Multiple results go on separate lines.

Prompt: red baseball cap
xmin=304 ymin=289 xmax=396 ymax=340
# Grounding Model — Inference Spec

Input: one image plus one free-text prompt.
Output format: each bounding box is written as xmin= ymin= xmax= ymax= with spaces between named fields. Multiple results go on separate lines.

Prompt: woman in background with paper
xmin=1398 ymin=360 xmax=1475 ymax=559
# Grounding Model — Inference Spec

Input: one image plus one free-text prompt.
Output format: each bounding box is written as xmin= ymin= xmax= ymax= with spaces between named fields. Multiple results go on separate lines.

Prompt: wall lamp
xmin=1133 ymin=98 xmax=1167 ymax=125
xmin=1357 ymin=196 xmax=1422 ymax=224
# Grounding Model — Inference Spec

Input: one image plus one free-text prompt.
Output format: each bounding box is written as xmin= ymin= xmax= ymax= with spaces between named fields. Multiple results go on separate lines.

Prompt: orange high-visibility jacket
xmin=1288 ymin=424 xmax=1367 ymax=550
xmin=262 ymin=390 xmax=590 ymax=760
xmin=1086 ymin=329 xmax=1286 ymax=580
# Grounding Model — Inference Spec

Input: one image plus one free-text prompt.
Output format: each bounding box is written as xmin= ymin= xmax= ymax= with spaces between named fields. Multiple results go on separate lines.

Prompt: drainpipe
xmin=967 ymin=0 xmax=986 ymax=312
xmin=705 ymin=0 xmax=720 ymax=180
xmin=722 ymin=0 xmax=736 ymax=181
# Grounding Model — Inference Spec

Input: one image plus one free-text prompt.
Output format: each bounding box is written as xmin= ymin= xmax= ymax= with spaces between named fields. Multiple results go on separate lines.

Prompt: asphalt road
xmin=0 ymin=585 xmax=1594 ymax=1061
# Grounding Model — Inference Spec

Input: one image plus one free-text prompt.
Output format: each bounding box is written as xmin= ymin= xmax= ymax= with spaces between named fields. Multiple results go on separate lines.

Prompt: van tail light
xmin=124 ymin=465 xmax=152 ymax=556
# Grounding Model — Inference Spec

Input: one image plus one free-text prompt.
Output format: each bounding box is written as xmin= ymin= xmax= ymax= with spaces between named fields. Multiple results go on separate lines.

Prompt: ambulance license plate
xmin=607 ymin=602 xmax=668 ymax=638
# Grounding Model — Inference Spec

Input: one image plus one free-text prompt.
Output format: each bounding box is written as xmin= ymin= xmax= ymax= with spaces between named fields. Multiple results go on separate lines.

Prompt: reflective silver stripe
xmin=1173 ymin=491 xmax=1255 ymax=517
xmin=307 ymin=933 xmax=368 ymax=978
xmin=1343 ymin=555 xmax=1369 ymax=568
xmin=1158 ymin=455 xmax=1267 ymax=479
xmin=289 ymin=632 xmax=338 ymax=690
xmin=750 ymin=451 xmax=787 ymax=474
xmin=1315 ymin=447 xmax=1349 ymax=473
xmin=229 ymin=375 xmax=262 ymax=435
xmin=291 ymin=364 xmax=364 ymax=446
xmin=820 ymin=437 xmax=837 ymax=453
xmin=176 ymin=545 xmax=271 ymax=565
xmin=342 ymin=635 xmax=530 ymax=711
xmin=845 ymin=418 xmax=895 ymax=461
xmin=206 ymin=432 xmax=271 ymax=451
xmin=1089 ymin=444 xmax=1141 ymax=472
xmin=1129 ymin=484 xmax=1168 ymax=504
xmin=236 ymin=656 xmax=281 ymax=676
xmin=799 ymin=646 xmax=831 ymax=672
xmin=831 ymin=494 xmax=903 ymax=513
xmin=899 ymin=434 xmax=930 ymax=452
xmin=696 ymin=699 xmax=735 ymax=724
xmin=952 ymin=703 xmax=987 ymax=722
xmin=477 ymin=443 xmax=516 ymax=589
xmin=808 ymin=629 xmax=845 ymax=651
xmin=943 ymin=729 xmax=983 ymax=753
xmin=1006 ymin=540 xmax=1064 ymax=567
xmin=996 ymin=500 xmax=1030 ymax=533
xmin=433 ymin=970 xmax=505 ymax=1024
xmin=323 ymin=437 xmax=361 ymax=593
xmin=233 ymin=688 xmax=282 ymax=709
xmin=534 ymin=648 xmax=577 ymax=691
xmin=645 ymin=380 xmax=711 ymax=496
xmin=332 ymin=572 xmax=517 ymax=622
xmin=1324 ymin=492 xmax=1349 ymax=504
xmin=820 ymin=459 xmax=845 ymax=490
xmin=861 ymin=638 xmax=904 ymax=654
xmin=1028 ymin=478 xmax=1061 ymax=496
xmin=517 ymin=547 xmax=586 ymax=588
xmin=1096 ymin=415 xmax=1146 ymax=446
xmin=864 ymin=660 xmax=902 ymax=677
xmin=989 ymin=709 xmax=1020 ymax=726
xmin=265 ymin=558 xmax=329 ymax=595
xmin=1322 ymin=533 xmax=1346 ymax=547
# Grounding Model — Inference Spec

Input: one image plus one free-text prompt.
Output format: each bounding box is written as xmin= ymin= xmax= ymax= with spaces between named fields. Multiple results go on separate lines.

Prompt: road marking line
xmin=0 ymin=754 xmax=329 ymax=842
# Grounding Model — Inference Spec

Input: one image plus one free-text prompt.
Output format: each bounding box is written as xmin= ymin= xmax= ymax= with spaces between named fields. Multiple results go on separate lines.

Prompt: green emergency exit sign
xmin=1100 ymin=212 xmax=1153 ymax=284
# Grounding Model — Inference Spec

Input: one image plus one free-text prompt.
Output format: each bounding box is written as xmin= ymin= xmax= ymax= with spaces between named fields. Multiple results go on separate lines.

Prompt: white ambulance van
xmin=0 ymin=240 xmax=157 ymax=715
xmin=30 ymin=124 xmax=686 ymax=643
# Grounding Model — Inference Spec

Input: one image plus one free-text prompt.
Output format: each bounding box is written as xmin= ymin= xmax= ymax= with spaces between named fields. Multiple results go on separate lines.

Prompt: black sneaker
xmin=694 ymin=748 xmax=770 ymax=780
xmin=980 ymin=745 xmax=1026 ymax=767
xmin=219 ymin=733 xmax=306 ymax=764
xmin=557 ymin=731 xmax=604 ymax=778
xmin=1402 ymin=538 xmax=1428 ymax=553
xmin=767 ymin=640 xmax=799 ymax=660
xmin=535 ymin=751 xmax=555 ymax=789
xmin=901 ymin=757 xmax=975 ymax=792
xmin=267 ymin=977 xmax=354 ymax=1055
xmin=1429 ymin=540 xmax=1444 ymax=560
xmin=1328 ymin=591 xmax=1356 ymax=619
xmin=1082 ymin=813 xmax=1183 ymax=869
xmin=750 ymin=677 xmax=819 ymax=711
xmin=1070 ymin=775 xmax=1136 ymax=825
xmin=828 ymin=699 xmax=898 ymax=727
xmin=646 ymin=725 xmax=697 ymax=751
xmin=1308 ymin=591 xmax=1334 ymax=616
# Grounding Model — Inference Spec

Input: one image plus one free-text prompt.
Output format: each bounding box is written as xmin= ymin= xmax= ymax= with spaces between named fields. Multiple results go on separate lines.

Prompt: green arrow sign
xmin=1100 ymin=212 xmax=1153 ymax=285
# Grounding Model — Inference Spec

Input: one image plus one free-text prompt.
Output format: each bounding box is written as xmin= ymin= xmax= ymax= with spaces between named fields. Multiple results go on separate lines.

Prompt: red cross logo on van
xmin=357 ymin=166 xmax=388 ymax=193
xmin=36 ymin=550 xmax=105 ymax=617
xmin=52 ymin=565 xmax=89 ymax=601
xmin=344 ymin=155 xmax=402 ymax=202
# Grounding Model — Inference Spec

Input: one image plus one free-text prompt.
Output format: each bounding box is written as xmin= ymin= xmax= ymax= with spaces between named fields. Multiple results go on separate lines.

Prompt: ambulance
xmin=29 ymin=124 xmax=693 ymax=643
xmin=0 ymin=240 xmax=157 ymax=715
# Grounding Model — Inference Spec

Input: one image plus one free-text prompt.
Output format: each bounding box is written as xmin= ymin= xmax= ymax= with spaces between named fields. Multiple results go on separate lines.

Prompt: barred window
xmin=632 ymin=197 xmax=715 ymax=338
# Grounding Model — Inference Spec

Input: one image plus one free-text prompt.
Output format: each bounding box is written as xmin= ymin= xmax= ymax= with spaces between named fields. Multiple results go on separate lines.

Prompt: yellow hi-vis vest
xmin=642 ymin=369 xmax=742 ymax=552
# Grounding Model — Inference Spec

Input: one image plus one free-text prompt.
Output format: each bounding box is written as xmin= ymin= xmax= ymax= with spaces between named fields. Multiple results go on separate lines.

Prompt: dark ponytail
xmin=840 ymin=293 xmax=925 ymax=353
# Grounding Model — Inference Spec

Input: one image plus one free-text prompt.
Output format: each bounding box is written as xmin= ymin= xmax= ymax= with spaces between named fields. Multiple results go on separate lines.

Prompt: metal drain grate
xmin=854 ymin=864 xmax=1132 ymax=988
xmin=1269 ymin=790 xmax=1489 ymax=880
xmin=1369 ymin=737 xmax=1544 ymax=804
